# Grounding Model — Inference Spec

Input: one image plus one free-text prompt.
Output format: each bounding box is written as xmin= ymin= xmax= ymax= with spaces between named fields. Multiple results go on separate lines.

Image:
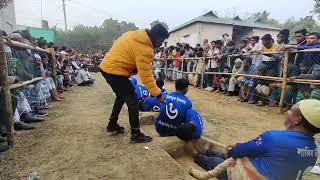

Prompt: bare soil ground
xmin=0 ymin=74 xmax=318 ymax=180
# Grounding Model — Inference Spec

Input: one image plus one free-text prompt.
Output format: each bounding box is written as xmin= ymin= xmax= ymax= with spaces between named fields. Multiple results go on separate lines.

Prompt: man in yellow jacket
xmin=100 ymin=24 xmax=169 ymax=143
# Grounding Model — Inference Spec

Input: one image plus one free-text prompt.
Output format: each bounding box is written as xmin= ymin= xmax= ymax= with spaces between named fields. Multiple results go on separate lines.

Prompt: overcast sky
xmin=14 ymin=0 xmax=317 ymax=30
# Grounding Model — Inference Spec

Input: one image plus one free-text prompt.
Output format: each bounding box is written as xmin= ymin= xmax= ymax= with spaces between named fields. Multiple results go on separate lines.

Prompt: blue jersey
xmin=186 ymin=109 xmax=204 ymax=139
xmin=129 ymin=78 xmax=137 ymax=87
xmin=228 ymin=130 xmax=317 ymax=180
xmin=142 ymin=96 xmax=161 ymax=112
xmin=135 ymin=85 xmax=149 ymax=100
xmin=161 ymin=88 xmax=168 ymax=95
xmin=155 ymin=92 xmax=192 ymax=136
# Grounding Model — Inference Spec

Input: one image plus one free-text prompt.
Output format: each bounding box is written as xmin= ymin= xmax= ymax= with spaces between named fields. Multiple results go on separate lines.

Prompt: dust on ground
xmin=0 ymin=74 xmax=317 ymax=180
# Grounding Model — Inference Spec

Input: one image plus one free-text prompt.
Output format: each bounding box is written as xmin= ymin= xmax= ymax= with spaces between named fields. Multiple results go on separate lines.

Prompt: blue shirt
xmin=129 ymin=78 xmax=137 ymax=87
xmin=228 ymin=130 xmax=317 ymax=180
xmin=161 ymin=88 xmax=168 ymax=95
xmin=186 ymin=109 xmax=204 ymax=139
xmin=142 ymin=96 xmax=161 ymax=112
xmin=135 ymin=85 xmax=149 ymax=100
xmin=155 ymin=92 xmax=192 ymax=136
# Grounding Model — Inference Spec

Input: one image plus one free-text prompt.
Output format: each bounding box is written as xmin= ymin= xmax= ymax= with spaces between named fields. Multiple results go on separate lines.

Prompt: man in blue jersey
xmin=128 ymin=77 xmax=150 ymax=101
xmin=155 ymin=78 xmax=192 ymax=136
xmin=176 ymin=108 xmax=204 ymax=140
xmin=141 ymin=79 xmax=167 ymax=112
xmin=184 ymin=99 xmax=320 ymax=180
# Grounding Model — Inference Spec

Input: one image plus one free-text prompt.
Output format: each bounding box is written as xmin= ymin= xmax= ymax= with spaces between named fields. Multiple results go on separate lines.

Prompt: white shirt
xmin=76 ymin=69 xmax=89 ymax=84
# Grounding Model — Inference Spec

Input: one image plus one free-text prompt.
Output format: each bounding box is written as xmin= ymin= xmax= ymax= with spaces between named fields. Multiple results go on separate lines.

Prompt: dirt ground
xmin=0 ymin=74 xmax=318 ymax=180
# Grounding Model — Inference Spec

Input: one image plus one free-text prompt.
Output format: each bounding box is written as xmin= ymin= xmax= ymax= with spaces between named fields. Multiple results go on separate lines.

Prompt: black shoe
xmin=106 ymin=123 xmax=125 ymax=134
xmin=14 ymin=122 xmax=35 ymax=131
xmin=0 ymin=136 xmax=6 ymax=143
xmin=131 ymin=132 xmax=152 ymax=143
xmin=23 ymin=115 xmax=45 ymax=123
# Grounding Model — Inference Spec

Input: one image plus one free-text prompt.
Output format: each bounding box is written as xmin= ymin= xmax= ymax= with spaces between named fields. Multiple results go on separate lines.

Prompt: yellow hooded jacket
xmin=100 ymin=29 xmax=161 ymax=97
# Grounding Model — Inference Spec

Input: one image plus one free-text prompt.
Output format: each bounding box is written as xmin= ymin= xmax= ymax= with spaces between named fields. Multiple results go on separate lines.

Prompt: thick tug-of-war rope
xmin=189 ymin=158 xmax=234 ymax=180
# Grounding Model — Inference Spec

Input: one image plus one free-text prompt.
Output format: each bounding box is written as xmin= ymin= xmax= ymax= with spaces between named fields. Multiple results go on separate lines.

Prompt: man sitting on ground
xmin=141 ymin=79 xmax=167 ymax=112
xmin=76 ymin=64 xmax=95 ymax=86
xmin=155 ymin=78 xmax=192 ymax=136
xmin=184 ymin=99 xmax=320 ymax=180
xmin=176 ymin=108 xmax=204 ymax=141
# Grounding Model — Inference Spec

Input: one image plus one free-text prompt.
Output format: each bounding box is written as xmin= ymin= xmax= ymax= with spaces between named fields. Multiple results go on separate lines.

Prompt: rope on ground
xmin=189 ymin=158 xmax=234 ymax=180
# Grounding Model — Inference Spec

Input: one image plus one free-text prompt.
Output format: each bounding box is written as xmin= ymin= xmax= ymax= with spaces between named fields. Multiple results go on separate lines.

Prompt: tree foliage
xmin=283 ymin=16 xmax=320 ymax=39
xmin=245 ymin=10 xmax=283 ymax=28
xmin=54 ymin=18 xmax=138 ymax=52
xmin=0 ymin=0 xmax=13 ymax=9
xmin=313 ymin=0 xmax=320 ymax=19
xmin=150 ymin=20 xmax=169 ymax=30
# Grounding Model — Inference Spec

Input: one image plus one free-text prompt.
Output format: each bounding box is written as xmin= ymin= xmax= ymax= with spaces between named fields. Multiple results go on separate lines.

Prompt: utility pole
xmin=62 ymin=0 xmax=68 ymax=31
xmin=40 ymin=0 xmax=43 ymax=20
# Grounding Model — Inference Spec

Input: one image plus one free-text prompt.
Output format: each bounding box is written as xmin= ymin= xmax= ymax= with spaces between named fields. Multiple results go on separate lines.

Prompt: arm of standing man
xmin=134 ymin=45 xmax=164 ymax=102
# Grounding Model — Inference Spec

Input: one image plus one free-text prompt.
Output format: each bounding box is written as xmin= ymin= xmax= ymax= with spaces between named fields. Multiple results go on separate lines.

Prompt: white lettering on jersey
xmin=166 ymin=103 xmax=178 ymax=119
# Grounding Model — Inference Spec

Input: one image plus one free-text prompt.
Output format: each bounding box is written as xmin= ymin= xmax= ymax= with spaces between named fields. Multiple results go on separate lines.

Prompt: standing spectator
xmin=173 ymin=47 xmax=182 ymax=80
xmin=262 ymin=34 xmax=280 ymax=52
xmin=219 ymin=66 xmax=231 ymax=94
xmin=239 ymin=39 xmax=250 ymax=53
xmin=276 ymin=29 xmax=290 ymax=45
xmin=285 ymin=32 xmax=320 ymax=68
xmin=249 ymin=36 xmax=263 ymax=67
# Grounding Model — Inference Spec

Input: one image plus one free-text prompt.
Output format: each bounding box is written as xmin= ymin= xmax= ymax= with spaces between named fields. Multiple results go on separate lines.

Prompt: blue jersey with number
xmin=228 ymin=130 xmax=317 ymax=180
xmin=155 ymin=92 xmax=192 ymax=136
xmin=186 ymin=109 xmax=204 ymax=139
xmin=135 ymin=85 xmax=149 ymax=100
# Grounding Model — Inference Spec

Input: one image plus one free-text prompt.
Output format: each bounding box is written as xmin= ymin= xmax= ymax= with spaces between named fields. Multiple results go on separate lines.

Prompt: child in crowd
xmin=219 ymin=66 xmax=231 ymax=94
xmin=155 ymin=78 xmax=192 ymax=136
xmin=173 ymin=47 xmax=182 ymax=81
xmin=239 ymin=58 xmax=256 ymax=102
xmin=184 ymin=99 xmax=320 ymax=180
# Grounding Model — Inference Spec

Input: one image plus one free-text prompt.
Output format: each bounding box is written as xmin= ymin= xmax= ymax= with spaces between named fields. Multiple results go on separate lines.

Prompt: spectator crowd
xmin=153 ymin=29 xmax=320 ymax=112
xmin=0 ymin=30 xmax=100 ymax=151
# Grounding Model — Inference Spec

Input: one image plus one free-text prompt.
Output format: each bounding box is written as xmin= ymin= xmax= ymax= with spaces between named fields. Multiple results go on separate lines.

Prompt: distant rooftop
xmin=169 ymin=11 xmax=281 ymax=33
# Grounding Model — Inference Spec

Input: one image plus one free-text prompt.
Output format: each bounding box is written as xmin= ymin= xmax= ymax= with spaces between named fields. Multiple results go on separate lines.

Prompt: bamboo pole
xmin=180 ymin=58 xmax=184 ymax=79
xmin=3 ymin=39 xmax=50 ymax=53
xmin=0 ymin=33 xmax=14 ymax=147
xmin=200 ymin=58 xmax=205 ymax=90
xmin=165 ymin=58 xmax=168 ymax=80
xmin=10 ymin=77 xmax=44 ymax=89
xmin=279 ymin=51 xmax=289 ymax=112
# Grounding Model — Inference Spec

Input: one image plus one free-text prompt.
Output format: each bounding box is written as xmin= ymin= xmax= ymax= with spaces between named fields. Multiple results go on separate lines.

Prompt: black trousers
xmin=78 ymin=79 xmax=94 ymax=86
xmin=100 ymin=70 xmax=140 ymax=132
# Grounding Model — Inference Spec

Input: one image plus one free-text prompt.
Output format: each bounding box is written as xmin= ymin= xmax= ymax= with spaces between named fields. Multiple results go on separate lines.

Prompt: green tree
xmin=246 ymin=10 xmax=283 ymax=28
xmin=283 ymin=16 xmax=320 ymax=39
xmin=313 ymin=0 xmax=320 ymax=19
xmin=0 ymin=0 xmax=12 ymax=9
xmin=54 ymin=18 xmax=138 ymax=52
xmin=150 ymin=20 xmax=169 ymax=30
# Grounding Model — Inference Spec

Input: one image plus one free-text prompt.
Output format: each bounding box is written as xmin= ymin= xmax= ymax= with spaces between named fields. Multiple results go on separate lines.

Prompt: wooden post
xmin=180 ymin=58 xmax=184 ymax=79
xmin=0 ymin=33 xmax=14 ymax=147
xmin=200 ymin=58 xmax=205 ymax=90
xmin=279 ymin=51 xmax=289 ymax=112
xmin=165 ymin=58 xmax=168 ymax=80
